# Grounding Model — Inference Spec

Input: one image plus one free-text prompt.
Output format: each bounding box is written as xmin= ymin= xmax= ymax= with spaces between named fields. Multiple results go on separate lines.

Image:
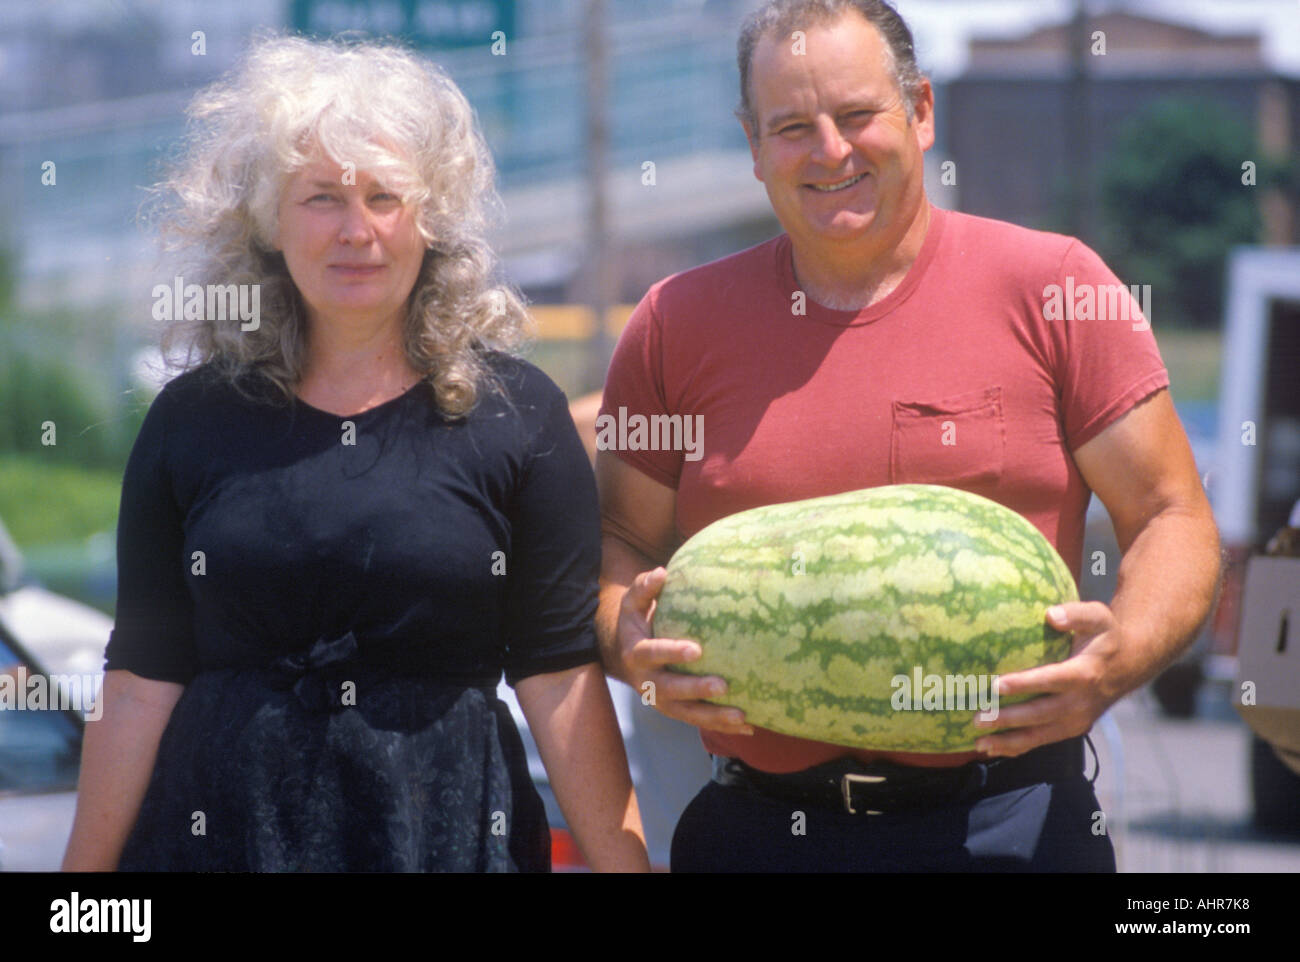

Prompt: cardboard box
xmin=1234 ymin=556 xmax=1300 ymax=775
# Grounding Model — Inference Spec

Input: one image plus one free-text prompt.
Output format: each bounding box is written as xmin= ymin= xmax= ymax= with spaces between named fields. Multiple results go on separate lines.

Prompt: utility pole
xmin=582 ymin=0 xmax=615 ymax=392
xmin=1064 ymin=0 xmax=1093 ymax=242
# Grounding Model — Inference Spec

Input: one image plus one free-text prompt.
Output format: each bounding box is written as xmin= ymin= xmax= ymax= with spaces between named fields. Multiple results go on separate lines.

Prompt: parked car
xmin=0 ymin=518 xmax=107 ymax=871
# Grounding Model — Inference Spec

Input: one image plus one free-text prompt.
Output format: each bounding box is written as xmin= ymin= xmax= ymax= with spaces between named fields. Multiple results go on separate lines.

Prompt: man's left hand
xmin=971 ymin=601 xmax=1124 ymax=757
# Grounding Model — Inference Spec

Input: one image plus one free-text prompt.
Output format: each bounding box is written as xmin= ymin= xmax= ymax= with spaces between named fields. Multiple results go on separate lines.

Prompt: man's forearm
xmin=1101 ymin=504 xmax=1222 ymax=699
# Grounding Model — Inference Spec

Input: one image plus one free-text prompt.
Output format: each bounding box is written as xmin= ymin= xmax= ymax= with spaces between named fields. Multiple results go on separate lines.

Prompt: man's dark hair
xmin=736 ymin=0 xmax=924 ymax=132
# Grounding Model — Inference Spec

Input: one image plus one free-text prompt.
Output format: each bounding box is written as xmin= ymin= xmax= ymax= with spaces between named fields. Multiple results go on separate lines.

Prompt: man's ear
xmin=910 ymin=77 xmax=936 ymax=153
xmin=741 ymin=119 xmax=762 ymax=181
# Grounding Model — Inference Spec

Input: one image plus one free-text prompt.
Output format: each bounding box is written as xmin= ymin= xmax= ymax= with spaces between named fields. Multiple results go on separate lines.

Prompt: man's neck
xmin=790 ymin=198 xmax=932 ymax=312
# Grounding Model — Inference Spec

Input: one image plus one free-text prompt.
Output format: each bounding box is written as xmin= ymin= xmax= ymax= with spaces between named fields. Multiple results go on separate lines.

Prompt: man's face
xmin=743 ymin=11 xmax=934 ymax=251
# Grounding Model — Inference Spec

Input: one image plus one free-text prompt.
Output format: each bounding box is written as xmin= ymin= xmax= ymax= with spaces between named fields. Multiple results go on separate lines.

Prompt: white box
xmin=1234 ymin=556 xmax=1300 ymax=774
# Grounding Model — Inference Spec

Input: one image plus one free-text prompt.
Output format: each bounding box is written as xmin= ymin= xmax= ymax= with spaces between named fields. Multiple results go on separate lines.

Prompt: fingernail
xmin=1047 ymin=606 xmax=1065 ymax=621
xmin=707 ymin=680 xmax=725 ymax=696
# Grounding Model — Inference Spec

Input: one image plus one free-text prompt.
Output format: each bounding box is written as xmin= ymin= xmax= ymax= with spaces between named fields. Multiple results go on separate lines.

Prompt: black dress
xmin=103 ymin=355 xmax=601 ymax=871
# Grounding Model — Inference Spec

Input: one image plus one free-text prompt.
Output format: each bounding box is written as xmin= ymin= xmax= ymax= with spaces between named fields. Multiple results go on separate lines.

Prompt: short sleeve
xmin=598 ymin=286 xmax=685 ymax=488
xmin=1054 ymin=240 xmax=1171 ymax=450
xmin=501 ymin=377 xmax=602 ymax=686
xmin=102 ymin=385 xmax=197 ymax=683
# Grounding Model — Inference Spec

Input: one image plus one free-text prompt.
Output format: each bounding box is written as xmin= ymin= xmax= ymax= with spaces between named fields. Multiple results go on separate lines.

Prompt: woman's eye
xmin=305 ymin=193 xmax=336 ymax=203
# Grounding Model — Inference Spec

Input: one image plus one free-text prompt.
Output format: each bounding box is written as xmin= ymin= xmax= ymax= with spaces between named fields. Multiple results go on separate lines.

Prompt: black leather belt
xmin=712 ymin=737 xmax=1088 ymax=815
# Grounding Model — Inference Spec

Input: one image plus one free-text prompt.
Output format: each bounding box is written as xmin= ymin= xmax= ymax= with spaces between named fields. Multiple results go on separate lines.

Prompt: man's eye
xmin=778 ymin=123 xmax=808 ymax=136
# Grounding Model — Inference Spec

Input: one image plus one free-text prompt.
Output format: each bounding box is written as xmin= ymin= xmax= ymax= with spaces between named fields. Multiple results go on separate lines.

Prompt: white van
xmin=1206 ymin=245 xmax=1300 ymax=831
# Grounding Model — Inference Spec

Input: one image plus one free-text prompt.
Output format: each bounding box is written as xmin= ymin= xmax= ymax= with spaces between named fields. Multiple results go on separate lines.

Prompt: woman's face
xmin=273 ymin=155 xmax=426 ymax=333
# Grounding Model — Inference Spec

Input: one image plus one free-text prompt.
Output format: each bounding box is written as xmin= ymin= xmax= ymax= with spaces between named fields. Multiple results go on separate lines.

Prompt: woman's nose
xmin=338 ymin=200 xmax=376 ymax=245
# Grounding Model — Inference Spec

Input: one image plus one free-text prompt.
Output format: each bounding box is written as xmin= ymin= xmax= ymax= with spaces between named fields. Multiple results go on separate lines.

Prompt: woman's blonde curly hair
xmin=148 ymin=31 xmax=529 ymax=417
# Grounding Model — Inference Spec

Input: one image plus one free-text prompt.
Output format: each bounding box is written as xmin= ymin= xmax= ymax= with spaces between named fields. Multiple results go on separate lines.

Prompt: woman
xmin=62 ymin=34 xmax=648 ymax=872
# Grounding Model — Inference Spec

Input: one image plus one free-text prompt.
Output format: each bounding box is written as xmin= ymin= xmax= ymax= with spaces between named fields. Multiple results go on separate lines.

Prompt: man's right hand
xmin=610 ymin=565 xmax=753 ymax=735
xmin=594 ymin=443 xmax=753 ymax=735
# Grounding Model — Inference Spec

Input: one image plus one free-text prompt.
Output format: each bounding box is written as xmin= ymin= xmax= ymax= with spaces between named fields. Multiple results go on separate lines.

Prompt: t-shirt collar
xmin=775 ymin=201 xmax=948 ymax=327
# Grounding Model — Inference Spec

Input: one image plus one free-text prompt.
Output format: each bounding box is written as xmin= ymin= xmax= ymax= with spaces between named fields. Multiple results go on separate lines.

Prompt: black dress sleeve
xmin=500 ymin=373 xmax=602 ymax=687
xmin=102 ymin=383 xmax=197 ymax=683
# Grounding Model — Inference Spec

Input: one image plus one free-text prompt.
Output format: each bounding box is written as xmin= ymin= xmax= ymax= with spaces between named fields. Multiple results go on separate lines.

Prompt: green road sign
xmin=290 ymin=0 xmax=516 ymax=48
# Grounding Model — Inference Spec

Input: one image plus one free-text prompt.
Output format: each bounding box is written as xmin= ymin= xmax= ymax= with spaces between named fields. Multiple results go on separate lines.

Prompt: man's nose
xmin=809 ymin=116 xmax=853 ymax=165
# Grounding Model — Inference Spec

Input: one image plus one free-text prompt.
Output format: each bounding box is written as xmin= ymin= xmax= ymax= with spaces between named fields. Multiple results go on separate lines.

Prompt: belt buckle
xmin=841 ymin=773 xmax=887 ymax=815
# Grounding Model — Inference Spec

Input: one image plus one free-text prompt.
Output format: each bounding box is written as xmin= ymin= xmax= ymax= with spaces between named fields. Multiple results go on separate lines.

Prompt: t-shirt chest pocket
xmin=890 ymin=386 xmax=1005 ymax=487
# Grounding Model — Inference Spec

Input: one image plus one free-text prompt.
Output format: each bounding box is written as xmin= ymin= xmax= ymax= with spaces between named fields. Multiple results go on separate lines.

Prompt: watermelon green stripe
xmin=655 ymin=484 xmax=1078 ymax=752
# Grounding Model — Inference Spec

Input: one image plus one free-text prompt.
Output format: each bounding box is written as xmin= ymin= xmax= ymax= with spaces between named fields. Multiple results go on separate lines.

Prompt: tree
xmin=1096 ymin=98 xmax=1285 ymax=330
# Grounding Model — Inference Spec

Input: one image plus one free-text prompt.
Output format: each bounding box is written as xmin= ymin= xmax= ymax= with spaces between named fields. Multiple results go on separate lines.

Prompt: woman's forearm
xmin=516 ymin=662 xmax=650 ymax=872
xmin=62 ymin=670 xmax=184 ymax=871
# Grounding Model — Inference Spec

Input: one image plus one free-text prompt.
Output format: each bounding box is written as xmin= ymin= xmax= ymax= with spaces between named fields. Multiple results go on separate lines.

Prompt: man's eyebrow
xmin=764 ymin=110 xmax=806 ymax=130
xmin=763 ymin=99 xmax=883 ymax=131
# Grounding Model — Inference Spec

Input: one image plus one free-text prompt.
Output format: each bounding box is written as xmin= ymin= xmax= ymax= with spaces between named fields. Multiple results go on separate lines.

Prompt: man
xmin=595 ymin=0 xmax=1220 ymax=871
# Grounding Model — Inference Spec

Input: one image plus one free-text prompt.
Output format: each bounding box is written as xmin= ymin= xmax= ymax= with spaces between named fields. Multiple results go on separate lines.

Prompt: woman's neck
xmin=295 ymin=314 xmax=423 ymax=413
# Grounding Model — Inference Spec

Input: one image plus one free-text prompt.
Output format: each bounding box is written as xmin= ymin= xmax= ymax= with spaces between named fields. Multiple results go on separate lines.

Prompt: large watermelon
xmin=655 ymin=484 xmax=1078 ymax=752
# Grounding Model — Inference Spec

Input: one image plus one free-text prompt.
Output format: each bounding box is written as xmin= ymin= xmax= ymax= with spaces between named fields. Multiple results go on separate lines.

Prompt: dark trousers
xmin=670 ymin=768 xmax=1117 ymax=873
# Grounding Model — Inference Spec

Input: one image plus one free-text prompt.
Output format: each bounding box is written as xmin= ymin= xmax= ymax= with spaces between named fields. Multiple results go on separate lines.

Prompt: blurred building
xmin=946 ymin=11 xmax=1299 ymax=243
xmin=6 ymin=1 xmax=1297 ymax=318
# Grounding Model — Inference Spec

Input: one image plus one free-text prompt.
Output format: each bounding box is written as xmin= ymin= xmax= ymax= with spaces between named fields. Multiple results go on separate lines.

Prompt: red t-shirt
xmin=600 ymin=203 xmax=1170 ymax=773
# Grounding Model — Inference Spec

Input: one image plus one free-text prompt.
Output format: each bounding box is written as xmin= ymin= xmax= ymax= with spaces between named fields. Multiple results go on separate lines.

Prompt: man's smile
xmin=807 ymin=171 xmax=869 ymax=193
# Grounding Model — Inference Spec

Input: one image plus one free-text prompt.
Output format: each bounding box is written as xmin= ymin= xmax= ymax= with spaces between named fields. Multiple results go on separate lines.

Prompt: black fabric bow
xmin=268 ymin=629 xmax=360 ymax=713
